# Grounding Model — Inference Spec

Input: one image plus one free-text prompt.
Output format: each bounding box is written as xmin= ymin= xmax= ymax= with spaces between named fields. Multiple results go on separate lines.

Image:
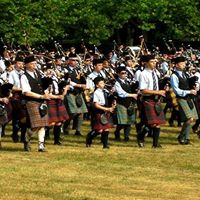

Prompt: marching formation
xmin=0 ymin=42 xmax=200 ymax=152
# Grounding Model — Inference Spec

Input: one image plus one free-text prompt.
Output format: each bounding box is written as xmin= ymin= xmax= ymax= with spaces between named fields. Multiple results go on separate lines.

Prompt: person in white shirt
xmin=138 ymin=55 xmax=166 ymax=148
xmin=9 ymin=56 xmax=26 ymax=143
xmin=20 ymin=55 xmax=50 ymax=152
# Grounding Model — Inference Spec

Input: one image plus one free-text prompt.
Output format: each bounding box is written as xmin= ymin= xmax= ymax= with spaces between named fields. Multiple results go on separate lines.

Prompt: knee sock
xmin=124 ymin=125 xmax=131 ymax=140
xmin=86 ymin=130 xmax=98 ymax=145
xmin=182 ymin=124 xmax=191 ymax=140
xmin=38 ymin=127 xmax=45 ymax=143
xmin=114 ymin=125 xmax=123 ymax=139
xmin=53 ymin=125 xmax=61 ymax=143
xmin=152 ymin=127 xmax=160 ymax=146
xmin=102 ymin=131 xmax=109 ymax=148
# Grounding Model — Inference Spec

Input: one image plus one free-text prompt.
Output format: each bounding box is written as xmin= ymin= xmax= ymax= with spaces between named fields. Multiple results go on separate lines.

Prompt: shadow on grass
xmin=0 ymin=147 xmax=24 ymax=152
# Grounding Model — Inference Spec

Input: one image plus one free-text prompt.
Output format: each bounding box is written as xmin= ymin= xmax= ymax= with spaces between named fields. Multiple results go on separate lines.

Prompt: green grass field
xmin=1 ymin=120 xmax=200 ymax=200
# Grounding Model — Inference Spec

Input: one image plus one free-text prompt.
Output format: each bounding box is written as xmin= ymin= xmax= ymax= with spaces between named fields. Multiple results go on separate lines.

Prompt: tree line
xmin=0 ymin=0 xmax=199 ymax=48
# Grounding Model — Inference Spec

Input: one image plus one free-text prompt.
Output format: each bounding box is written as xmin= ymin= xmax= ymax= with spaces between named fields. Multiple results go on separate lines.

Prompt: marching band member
xmin=8 ymin=56 xmax=26 ymax=143
xmin=114 ymin=66 xmax=137 ymax=142
xmin=43 ymin=65 xmax=69 ymax=145
xmin=63 ymin=54 xmax=88 ymax=136
xmin=86 ymin=76 xmax=115 ymax=148
xmin=20 ymin=55 xmax=50 ymax=152
xmin=137 ymin=55 xmax=166 ymax=148
xmin=170 ymin=56 xmax=198 ymax=145
xmin=0 ymin=83 xmax=12 ymax=148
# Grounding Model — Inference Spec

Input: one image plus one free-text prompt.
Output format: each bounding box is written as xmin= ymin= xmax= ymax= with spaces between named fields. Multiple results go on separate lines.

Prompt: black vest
xmin=24 ymin=70 xmax=44 ymax=102
xmin=116 ymin=78 xmax=133 ymax=108
xmin=66 ymin=66 xmax=82 ymax=94
xmin=173 ymin=71 xmax=190 ymax=98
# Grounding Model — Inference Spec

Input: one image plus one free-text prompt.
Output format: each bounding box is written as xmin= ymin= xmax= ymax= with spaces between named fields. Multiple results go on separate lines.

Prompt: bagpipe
xmin=0 ymin=83 xmax=13 ymax=98
xmin=41 ymin=73 xmax=69 ymax=95
xmin=0 ymin=82 xmax=13 ymax=116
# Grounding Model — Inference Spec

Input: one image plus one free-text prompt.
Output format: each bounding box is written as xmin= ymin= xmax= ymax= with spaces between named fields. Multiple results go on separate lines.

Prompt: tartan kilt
xmin=193 ymin=95 xmax=200 ymax=117
xmin=48 ymin=99 xmax=69 ymax=124
xmin=178 ymin=98 xmax=198 ymax=122
xmin=5 ymin=102 xmax=12 ymax=122
xmin=92 ymin=113 xmax=113 ymax=131
xmin=10 ymin=95 xmax=27 ymax=120
xmin=65 ymin=93 xmax=88 ymax=114
xmin=26 ymin=101 xmax=48 ymax=128
xmin=116 ymin=104 xmax=136 ymax=125
xmin=142 ymin=100 xmax=165 ymax=125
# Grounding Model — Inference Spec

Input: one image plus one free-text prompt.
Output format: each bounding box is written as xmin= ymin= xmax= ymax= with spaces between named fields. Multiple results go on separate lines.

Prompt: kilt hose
xmin=92 ymin=113 xmax=113 ymax=131
xmin=26 ymin=101 xmax=48 ymax=129
xmin=48 ymin=99 xmax=69 ymax=124
xmin=65 ymin=93 xmax=88 ymax=114
xmin=178 ymin=98 xmax=198 ymax=122
xmin=116 ymin=104 xmax=135 ymax=125
xmin=142 ymin=100 xmax=166 ymax=125
xmin=193 ymin=95 xmax=200 ymax=117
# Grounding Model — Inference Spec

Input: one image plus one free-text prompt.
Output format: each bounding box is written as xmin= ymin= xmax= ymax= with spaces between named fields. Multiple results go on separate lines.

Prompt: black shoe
xmin=114 ymin=131 xmax=121 ymax=141
xmin=184 ymin=139 xmax=191 ymax=145
xmin=38 ymin=148 xmax=46 ymax=152
xmin=103 ymin=145 xmax=110 ymax=149
xmin=177 ymin=123 xmax=182 ymax=127
xmin=86 ymin=136 xmax=91 ymax=147
xmin=115 ymin=137 xmax=121 ymax=141
xmin=137 ymin=141 xmax=145 ymax=148
xmin=197 ymin=131 xmax=200 ymax=138
xmin=75 ymin=131 xmax=82 ymax=136
xmin=177 ymin=135 xmax=185 ymax=145
xmin=152 ymin=144 xmax=162 ymax=148
xmin=192 ymin=125 xmax=198 ymax=133
xmin=38 ymin=142 xmax=46 ymax=152
xmin=12 ymin=134 xmax=19 ymax=143
xmin=168 ymin=119 xmax=174 ymax=127
xmin=24 ymin=141 xmax=31 ymax=152
xmin=63 ymin=130 xmax=69 ymax=135
xmin=86 ymin=143 xmax=91 ymax=148
xmin=54 ymin=141 xmax=62 ymax=145
xmin=124 ymin=137 xmax=129 ymax=142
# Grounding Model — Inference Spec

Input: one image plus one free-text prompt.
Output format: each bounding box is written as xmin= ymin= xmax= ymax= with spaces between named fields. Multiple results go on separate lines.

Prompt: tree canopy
xmin=0 ymin=0 xmax=199 ymax=46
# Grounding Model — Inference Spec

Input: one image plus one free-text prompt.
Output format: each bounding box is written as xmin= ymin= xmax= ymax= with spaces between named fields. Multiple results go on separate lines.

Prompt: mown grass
xmin=1 ymin=119 xmax=200 ymax=200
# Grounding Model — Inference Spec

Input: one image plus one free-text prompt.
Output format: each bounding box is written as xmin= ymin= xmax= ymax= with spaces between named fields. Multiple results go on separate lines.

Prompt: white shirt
xmin=135 ymin=70 xmax=142 ymax=82
xmin=20 ymin=70 xmax=36 ymax=93
xmin=86 ymin=70 xmax=106 ymax=90
xmin=93 ymin=88 xmax=106 ymax=105
xmin=160 ymin=61 xmax=169 ymax=75
xmin=0 ymin=71 xmax=11 ymax=83
xmin=0 ymin=59 xmax=6 ymax=73
xmin=8 ymin=69 xmax=23 ymax=88
xmin=139 ymin=68 xmax=159 ymax=91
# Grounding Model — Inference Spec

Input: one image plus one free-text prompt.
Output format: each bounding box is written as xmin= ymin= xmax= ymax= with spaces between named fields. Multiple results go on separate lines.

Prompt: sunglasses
xmin=120 ymin=71 xmax=127 ymax=75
